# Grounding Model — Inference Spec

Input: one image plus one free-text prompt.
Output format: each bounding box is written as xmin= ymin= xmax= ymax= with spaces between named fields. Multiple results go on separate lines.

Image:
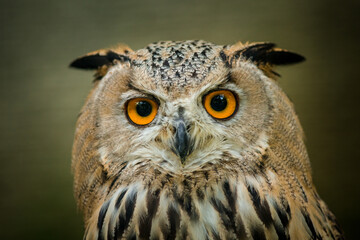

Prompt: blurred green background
xmin=1 ymin=0 xmax=359 ymax=239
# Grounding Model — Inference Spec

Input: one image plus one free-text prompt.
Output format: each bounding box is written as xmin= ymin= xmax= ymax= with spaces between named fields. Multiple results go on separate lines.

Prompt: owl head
xmin=71 ymin=40 xmax=307 ymax=217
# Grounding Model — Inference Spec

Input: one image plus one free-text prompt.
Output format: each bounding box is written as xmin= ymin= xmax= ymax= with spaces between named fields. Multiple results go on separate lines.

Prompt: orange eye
xmin=203 ymin=90 xmax=238 ymax=120
xmin=126 ymin=98 xmax=158 ymax=126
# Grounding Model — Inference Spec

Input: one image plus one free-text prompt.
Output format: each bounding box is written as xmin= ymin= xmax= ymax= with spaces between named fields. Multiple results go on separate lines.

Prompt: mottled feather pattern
xmin=70 ymin=40 xmax=344 ymax=239
xmin=84 ymin=171 xmax=339 ymax=240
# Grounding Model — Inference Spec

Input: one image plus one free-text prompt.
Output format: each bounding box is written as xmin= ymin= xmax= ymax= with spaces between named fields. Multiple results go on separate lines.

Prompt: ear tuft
xmin=262 ymin=49 xmax=305 ymax=65
xmin=69 ymin=44 xmax=132 ymax=79
xmin=69 ymin=44 xmax=132 ymax=69
xmin=223 ymin=41 xmax=305 ymax=78
xmin=70 ymin=52 xmax=111 ymax=70
xmin=240 ymin=42 xmax=305 ymax=65
xmin=69 ymin=51 xmax=131 ymax=70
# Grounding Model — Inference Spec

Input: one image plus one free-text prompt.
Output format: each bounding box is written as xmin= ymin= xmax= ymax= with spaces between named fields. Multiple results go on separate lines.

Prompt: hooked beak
xmin=173 ymin=120 xmax=191 ymax=163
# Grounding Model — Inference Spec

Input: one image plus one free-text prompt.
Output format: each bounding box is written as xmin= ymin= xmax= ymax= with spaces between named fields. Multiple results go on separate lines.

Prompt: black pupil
xmin=136 ymin=101 xmax=152 ymax=117
xmin=210 ymin=94 xmax=227 ymax=111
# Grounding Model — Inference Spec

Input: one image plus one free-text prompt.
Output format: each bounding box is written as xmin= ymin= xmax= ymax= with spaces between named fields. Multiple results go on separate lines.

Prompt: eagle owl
xmin=70 ymin=40 xmax=344 ymax=240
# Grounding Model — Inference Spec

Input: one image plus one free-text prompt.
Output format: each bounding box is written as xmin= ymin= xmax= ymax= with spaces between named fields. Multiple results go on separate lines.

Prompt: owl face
xmin=73 ymin=41 xmax=301 ymax=175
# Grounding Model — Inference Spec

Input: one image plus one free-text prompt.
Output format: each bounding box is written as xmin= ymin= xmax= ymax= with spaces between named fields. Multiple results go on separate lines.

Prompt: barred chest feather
xmin=84 ymin=171 xmax=342 ymax=240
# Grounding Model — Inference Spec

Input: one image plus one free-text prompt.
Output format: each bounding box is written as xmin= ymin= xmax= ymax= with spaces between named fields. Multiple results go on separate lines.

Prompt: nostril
xmin=171 ymin=125 xmax=177 ymax=134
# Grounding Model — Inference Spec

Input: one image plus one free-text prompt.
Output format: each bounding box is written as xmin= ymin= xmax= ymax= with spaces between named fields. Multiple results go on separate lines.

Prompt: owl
xmin=70 ymin=40 xmax=344 ymax=240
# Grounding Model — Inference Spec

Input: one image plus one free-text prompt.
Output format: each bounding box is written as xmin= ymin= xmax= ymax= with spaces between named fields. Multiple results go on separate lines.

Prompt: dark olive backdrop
xmin=1 ymin=0 xmax=359 ymax=239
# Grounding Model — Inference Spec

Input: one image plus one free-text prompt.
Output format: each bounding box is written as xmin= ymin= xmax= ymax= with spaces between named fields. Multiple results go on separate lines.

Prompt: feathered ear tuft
xmin=69 ymin=44 xmax=133 ymax=79
xmin=70 ymin=51 xmax=127 ymax=69
xmin=240 ymin=43 xmax=305 ymax=65
xmin=223 ymin=42 xmax=305 ymax=77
